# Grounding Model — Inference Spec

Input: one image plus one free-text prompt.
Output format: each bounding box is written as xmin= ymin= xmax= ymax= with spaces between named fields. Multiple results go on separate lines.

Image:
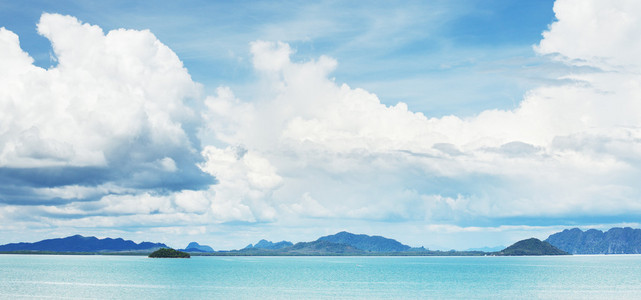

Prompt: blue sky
xmin=1 ymin=0 xmax=641 ymax=250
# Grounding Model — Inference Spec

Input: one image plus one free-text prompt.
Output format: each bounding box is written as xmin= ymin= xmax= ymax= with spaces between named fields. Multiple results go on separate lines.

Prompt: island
xmin=148 ymin=248 xmax=190 ymax=258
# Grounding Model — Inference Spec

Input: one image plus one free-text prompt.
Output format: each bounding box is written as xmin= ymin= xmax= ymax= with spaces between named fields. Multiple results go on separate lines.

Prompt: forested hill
xmin=317 ymin=231 xmax=412 ymax=252
xmin=496 ymin=238 xmax=569 ymax=256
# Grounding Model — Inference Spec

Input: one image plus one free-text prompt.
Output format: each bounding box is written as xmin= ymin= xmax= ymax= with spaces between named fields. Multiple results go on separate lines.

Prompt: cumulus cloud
xmin=0 ymin=14 xmax=213 ymax=206
xmin=537 ymin=0 xmax=641 ymax=71
xmin=199 ymin=145 xmax=283 ymax=222
xmin=0 ymin=14 xmax=288 ymax=237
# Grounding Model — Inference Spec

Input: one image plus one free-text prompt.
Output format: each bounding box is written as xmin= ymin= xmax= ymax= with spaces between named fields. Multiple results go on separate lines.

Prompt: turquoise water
xmin=1 ymin=255 xmax=641 ymax=299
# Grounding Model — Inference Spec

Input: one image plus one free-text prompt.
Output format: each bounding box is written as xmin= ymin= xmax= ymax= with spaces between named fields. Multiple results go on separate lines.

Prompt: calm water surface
xmin=1 ymin=255 xmax=640 ymax=299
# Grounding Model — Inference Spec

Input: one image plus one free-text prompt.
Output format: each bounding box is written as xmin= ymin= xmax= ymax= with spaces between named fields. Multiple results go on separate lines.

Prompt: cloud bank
xmin=2 ymin=0 xmax=641 ymax=248
xmin=206 ymin=15 xmax=641 ymax=222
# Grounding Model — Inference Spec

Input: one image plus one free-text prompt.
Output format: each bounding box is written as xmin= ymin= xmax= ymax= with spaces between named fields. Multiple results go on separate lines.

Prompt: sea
xmin=1 ymin=254 xmax=640 ymax=299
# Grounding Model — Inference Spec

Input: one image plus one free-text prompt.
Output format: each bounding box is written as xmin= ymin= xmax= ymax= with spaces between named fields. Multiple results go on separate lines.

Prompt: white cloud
xmin=157 ymin=157 xmax=178 ymax=172
xmin=283 ymin=192 xmax=332 ymax=218
xmin=537 ymin=0 xmax=641 ymax=71
xmin=174 ymin=189 xmax=210 ymax=214
xmin=201 ymin=0 xmax=641 ymax=224
xmin=0 ymin=27 xmax=34 ymax=77
xmin=198 ymin=145 xmax=282 ymax=222
xmin=0 ymin=13 xmax=201 ymax=171
xmin=0 ymin=13 xmax=214 ymax=217
xmin=251 ymin=41 xmax=295 ymax=72
xmin=202 ymin=86 xmax=255 ymax=145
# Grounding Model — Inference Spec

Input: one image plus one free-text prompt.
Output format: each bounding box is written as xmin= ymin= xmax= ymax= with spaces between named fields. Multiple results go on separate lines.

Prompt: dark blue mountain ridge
xmin=317 ymin=231 xmax=411 ymax=252
xmin=0 ymin=235 xmax=167 ymax=252
xmin=287 ymin=240 xmax=364 ymax=254
xmin=546 ymin=227 xmax=641 ymax=254
xmin=243 ymin=239 xmax=293 ymax=250
xmin=181 ymin=242 xmax=214 ymax=253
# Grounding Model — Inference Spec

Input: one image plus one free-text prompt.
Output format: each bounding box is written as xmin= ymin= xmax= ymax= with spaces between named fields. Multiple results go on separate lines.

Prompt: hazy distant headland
xmin=180 ymin=242 xmax=215 ymax=253
xmin=546 ymin=227 xmax=641 ymax=254
xmin=1 ymin=227 xmax=639 ymax=256
xmin=0 ymin=235 xmax=166 ymax=254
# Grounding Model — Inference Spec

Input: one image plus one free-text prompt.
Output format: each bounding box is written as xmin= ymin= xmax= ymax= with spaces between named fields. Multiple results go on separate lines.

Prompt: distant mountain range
xmin=5 ymin=227 xmax=641 ymax=256
xmin=0 ymin=235 xmax=166 ymax=253
xmin=181 ymin=242 xmax=214 ymax=253
xmin=317 ymin=231 xmax=411 ymax=252
xmin=243 ymin=239 xmax=293 ymax=250
xmin=233 ymin=228 xmax=641 ymax=255
xmin=237 ymin=231 xmax=414 ymax=255
xmin=466 ymin=246 xmax=505 ymax=252
xmin=545 ymin=227 xmax=641 ymax=254
xmin=286 ymin=240 xmax=365 ymax=254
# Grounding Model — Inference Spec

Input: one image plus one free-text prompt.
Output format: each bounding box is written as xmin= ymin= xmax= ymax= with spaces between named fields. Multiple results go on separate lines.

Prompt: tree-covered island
xmin=148 ymin=248 xmax=190 ymax=258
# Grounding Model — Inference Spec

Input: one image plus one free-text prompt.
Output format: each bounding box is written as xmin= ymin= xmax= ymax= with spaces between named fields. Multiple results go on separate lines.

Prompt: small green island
xmin=148 ymin=248 xmax=190 ymax=258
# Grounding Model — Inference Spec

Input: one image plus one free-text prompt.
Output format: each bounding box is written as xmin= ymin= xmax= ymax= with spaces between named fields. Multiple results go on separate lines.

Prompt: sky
xmin=1 ymin=0 xmax=641 ymax=250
